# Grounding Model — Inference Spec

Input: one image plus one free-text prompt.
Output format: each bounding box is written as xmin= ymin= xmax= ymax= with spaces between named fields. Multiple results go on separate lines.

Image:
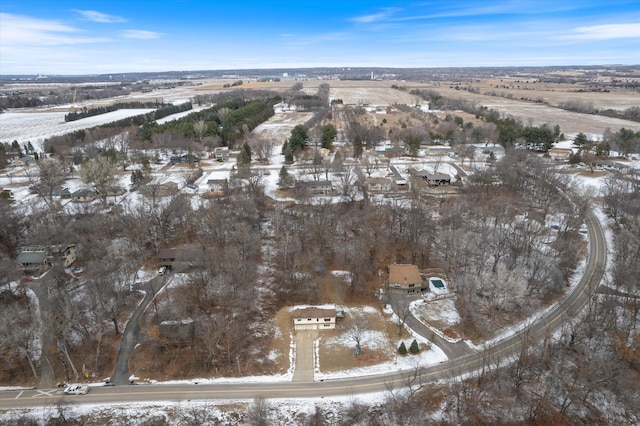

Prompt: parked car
xmin=63 ymin=384 xmax=89 ymax=395
xmin=158 ymin=266 xmax=167 ymax=276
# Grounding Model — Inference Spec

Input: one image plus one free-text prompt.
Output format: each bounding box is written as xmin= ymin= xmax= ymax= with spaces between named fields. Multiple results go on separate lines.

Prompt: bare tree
xmin=79 ymin=156 xmax=118 ymax=204
xmin=337 ymin=166 xmax=357 ymax=199
xmin=246 ymin=396 xmax=270 ymax=426
xmin=393 ymin=297 xmax=412 ymax=337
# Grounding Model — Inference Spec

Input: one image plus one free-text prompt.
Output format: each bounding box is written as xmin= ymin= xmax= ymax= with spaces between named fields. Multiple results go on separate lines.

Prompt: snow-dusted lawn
xmin=314 ymin=306 xmax=447 ymax=380
xmin=411 ymin=298 xmax=460 ymax=327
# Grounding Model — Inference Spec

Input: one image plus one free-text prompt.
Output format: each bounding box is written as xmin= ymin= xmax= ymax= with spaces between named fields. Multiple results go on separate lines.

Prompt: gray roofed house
xmin=16 ymin=244 xmax=77 ymax=273
xmin=71 ymin=188 xmax=97 ymax=202
xmin=296 ymin=180 xmax=333 ymax=195
xmin=157 ymin=246 xmax=201 ymax=269
xmin=16 ymin=248 xmax=48 ymax=272
xmin=423 ymin=173 xmax=451 ymax=186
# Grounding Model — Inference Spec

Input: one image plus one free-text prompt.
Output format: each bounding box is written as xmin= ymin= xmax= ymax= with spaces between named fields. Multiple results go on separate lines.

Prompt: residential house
xmin=170 ymin=154 xmax=199 ymax=165
xmin=423 ymin=173 xmax=451 ymax=186
xmin=16 ymin=244 xmax=77 ymax=272
xmin=205 ymin=178 xmax=228 ymax=196
xmin=15 ymin=155 xmax=35 ymax=166
xmin=214 ymin=147 xmax=230 ymax=162
xmin=16 ymin=246 xmax=48 ymax=273
xmin=157 ymin=246 xmax=200 ymax=270
xmin=476 ymin=145 xmax=505 ymax=158
xmin=292 ymin=306 xmax=337 ymax=331
xmin=548 ymin=148 xmax=573 ymax=161
xmin=388 ymin=165 xmax=409 ymax=190
xmin=385 ymin=145 xmax=406 ymax=158
xmin=183 ymin=183 xmax=199 ymax=194
xmin=48 ymin=244 xmax=77 ymax=268
xmin=296 ymin=180 xmax=333 ymax=195
xmin=387 ymin=264 xmax=427 ymax=294
xmin=367 ymin=177 xmax=394 ymax=193
xmin=71 ymin=188 xmax=97 ymax=202
xmin=425 ymin=146 xmax=454 ymax=156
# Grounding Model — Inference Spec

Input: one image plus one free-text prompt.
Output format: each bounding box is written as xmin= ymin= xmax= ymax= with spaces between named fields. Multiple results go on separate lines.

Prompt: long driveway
xmin=112 ymin=275 xmax=168 ymax=385
xmin=1 ymin=209 xmax=606 ymax=410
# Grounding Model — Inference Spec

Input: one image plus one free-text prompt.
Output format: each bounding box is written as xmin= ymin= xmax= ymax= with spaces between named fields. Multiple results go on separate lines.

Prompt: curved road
xmin=1 ymin=209 xmax=606 ymax=410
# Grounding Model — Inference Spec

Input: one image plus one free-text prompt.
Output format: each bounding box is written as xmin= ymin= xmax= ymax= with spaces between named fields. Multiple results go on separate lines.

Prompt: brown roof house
xmin=157 ymin=246 xmax=201 ymax=270
xmin=292 ymin=306 xmax=337 ymax=331
xmin=387 ymin=264 xmax=427 ymax=294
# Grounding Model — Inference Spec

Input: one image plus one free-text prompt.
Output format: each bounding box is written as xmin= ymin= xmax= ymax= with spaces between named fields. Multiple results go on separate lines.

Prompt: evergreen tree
xmin=283 ymin=142 xmax=294 ymax=164
xmin=131 ymin=169 xmax=145 ymax=186
xmin=321 ymin=123 xmax=337 ymax=150
xmin=238 ymin=141 xmax=252 ymax=165
xmin=353 ymin=135 xmax=363 ymax=159
xmin=278 ymin=165 xmax=290 ymax=188
xmin=574 ymin=132 xmax=588 ymax=146
xmin=398 ymin=341 xmax=408 ymax=355
xmin=289 ymin=125 xmax=308 ymax=153
xmin=409 ymin=339 xmax=420 ymax=354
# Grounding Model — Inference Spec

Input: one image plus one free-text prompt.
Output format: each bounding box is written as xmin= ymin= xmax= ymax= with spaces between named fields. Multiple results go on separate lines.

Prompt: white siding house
xmin=292 ymin=307 xmax=337 ymax=331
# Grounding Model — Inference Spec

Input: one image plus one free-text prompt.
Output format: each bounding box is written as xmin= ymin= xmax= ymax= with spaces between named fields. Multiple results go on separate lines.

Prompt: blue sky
xmin=1 ymin=1 xmax=639 ymax=75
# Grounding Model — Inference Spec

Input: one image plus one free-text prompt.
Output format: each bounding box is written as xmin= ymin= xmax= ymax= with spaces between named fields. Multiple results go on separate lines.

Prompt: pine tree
xmin=238 ymin=142 xmax=252 ymax=165
xmin=398 ymin=341 xmax=408 ymax=355
xmin=409 ymin=339 xmax=420 ymax=354
xmin=283 ymin=142 xmax=294 ymax=164
xmin=278 ymin=165 xmax=289 ymax=188
xmin=353 ymin=135 xmax=363 ymax=158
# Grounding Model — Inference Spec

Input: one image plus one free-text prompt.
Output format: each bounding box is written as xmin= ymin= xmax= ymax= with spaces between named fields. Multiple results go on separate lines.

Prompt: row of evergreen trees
xmin=139 ymin=97 xmax=280 ymax=147
xmin=398 ymin=339 xmax=420 ymax=355
xmin=64 ymin=101 xmax=166 ymax=122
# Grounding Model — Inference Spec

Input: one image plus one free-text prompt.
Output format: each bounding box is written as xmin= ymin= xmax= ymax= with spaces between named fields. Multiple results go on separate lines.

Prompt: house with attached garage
xmin=16 ymin=244 xmax=77 ymax=273
xmin=214 ymin=147 xmax=230 ymax=161
xmin=387 ymin=263 xmax=427 ymax=294
xmin=292 ymin=306 xmax=337 ymax=331
xmin=296 ymin=180 xmax=333 ymax=195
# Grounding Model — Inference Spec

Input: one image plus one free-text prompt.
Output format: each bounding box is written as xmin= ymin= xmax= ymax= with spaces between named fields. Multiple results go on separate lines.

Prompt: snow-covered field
xmin=0 ymin=109 xmax=155 ymax=151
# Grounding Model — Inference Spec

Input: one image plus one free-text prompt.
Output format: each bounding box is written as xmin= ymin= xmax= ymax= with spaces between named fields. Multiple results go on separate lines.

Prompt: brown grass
xmin=317 ymin=306 xmax=395 ymax=373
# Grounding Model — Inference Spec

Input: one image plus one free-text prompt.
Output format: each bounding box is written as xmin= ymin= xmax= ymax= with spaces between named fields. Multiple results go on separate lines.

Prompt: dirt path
xmin=292 ymin=331 xmax=318 ymax=382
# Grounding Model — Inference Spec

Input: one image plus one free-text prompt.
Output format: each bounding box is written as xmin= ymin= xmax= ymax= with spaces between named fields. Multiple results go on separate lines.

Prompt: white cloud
xmin=567 ymin=23 xmax=640 ymax=40
xmin=121 ymin=30 xmax=161 ymax=39
xmin=73 ymin=10 xmax=126 ymax=23
xmin=349 ymin=7 xmax=401 ymax=24
xmin=0 ymin=13 xmax=109 ymax=46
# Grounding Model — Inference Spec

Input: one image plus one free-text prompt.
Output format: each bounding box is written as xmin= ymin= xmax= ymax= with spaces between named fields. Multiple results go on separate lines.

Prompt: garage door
xmin=295 ymin=324 xmax=318 ymax=331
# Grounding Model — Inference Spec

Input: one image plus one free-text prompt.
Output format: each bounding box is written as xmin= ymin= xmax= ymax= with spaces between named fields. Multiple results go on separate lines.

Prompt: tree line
xmin=64 ymin=101 xmax=166 ymax=122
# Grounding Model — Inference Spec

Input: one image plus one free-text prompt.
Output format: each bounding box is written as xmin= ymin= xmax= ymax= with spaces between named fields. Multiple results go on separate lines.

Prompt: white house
xmin=292 ymin=307 xmax=337 ymax=331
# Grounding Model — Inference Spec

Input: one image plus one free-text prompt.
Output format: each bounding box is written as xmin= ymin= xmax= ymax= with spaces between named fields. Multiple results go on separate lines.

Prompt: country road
xmin=0 ymin=207 xmax=606 ymax=411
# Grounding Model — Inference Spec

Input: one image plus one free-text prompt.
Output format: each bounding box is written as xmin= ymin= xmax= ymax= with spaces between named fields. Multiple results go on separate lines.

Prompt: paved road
xmin=1 ymin=209 xmax=606 ymax=410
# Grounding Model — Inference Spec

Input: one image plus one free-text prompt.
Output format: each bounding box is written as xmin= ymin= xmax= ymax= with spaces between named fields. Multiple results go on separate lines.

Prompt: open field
xmin=3 ymin=71 xmax=639 ymax=146
xmin=412 ymin=83 xmax=640 ymax=135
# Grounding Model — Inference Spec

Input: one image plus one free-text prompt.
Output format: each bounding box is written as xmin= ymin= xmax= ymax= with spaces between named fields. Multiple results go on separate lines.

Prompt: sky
xmin=1 ymin=0 xmax=639 ymax=75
